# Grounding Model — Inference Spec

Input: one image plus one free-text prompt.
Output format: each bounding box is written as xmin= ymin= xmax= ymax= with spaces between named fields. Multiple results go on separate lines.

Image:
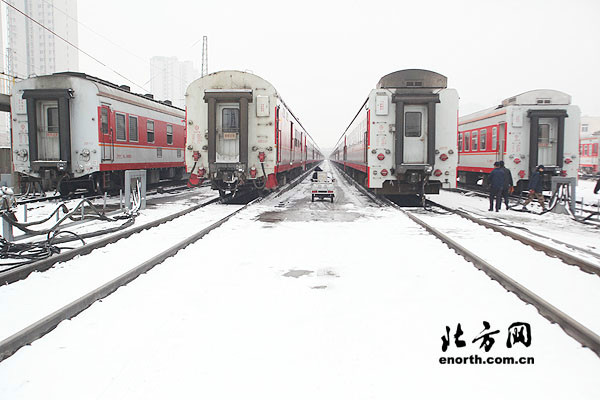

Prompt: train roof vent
xmin=144 ymin=94 xmax=154 ymax=99
xmin=119 ymin=85 xmax=130 ymax=92
xmin=163 ymin=100 xmax=172 ymax=105
xmin=376 ymin=69 xmax=447 ymax=89
xmin=501 ymin=90 xmax=571 ymax=106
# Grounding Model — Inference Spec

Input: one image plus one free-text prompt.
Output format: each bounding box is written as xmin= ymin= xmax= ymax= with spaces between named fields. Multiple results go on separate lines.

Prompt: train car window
xmin=584 ymin=145 xmax=588 ymax=156
xmin=405 ymin=112 xmax=422 ymax=137
xmin=579 ymin=145 xmax=583 ymax=155
xmin=223 ymin=108 xmax=240 ymax=132
xmin=101 ymin=108 xmax=109 ymax=134
xmin=115 ymin=113 xmax=126 ymax=141
xmin=166 ymin=124 xmax=173 ymax=145
xmin=582 ymin=124 xmax=588 ymax=132
xmin=147 ymin=120 xmax=155 ymax=143
xmin=129 ymin=116 xmax=138 ymax=142
xmin=471 ymin=130 xmax=478 ymax=151
xmin=492 ymin=127 xmax=497 ymax=151
xmin=47 ymin=107 xmax=59 ymax=133
xmin=464 ymin=132 xmax=470 ymax=151
xmin=458 ymin=133 xmax=463 ymax=151
xmin=480 ymin=129 xmax=487 ymax=151
xmin=594 ymin=144 xmax=598 ymax=155
xmin=538 ymin=124 xmax=550 ymax=147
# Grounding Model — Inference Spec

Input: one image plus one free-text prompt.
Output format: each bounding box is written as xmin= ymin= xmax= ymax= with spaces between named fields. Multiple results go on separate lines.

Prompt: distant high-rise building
xmin=150 ymin=56 xmax=199 ymax=108
xmin=6 ymin=0 xmax=79 ymax=79
xmin=0 ymin=9 xmax=9 ymax=149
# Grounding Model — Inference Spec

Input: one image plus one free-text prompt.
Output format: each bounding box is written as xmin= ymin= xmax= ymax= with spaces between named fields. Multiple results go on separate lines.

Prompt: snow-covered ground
xmin=9 ymin=185 xmax=213 ymax=236
xmin=430 ymin=190 xmax=600 ymax=260
xmin=1 ymin=162 xmax=598 ymax=399
xmin=1 ymin=186 xmax=216 ymax=264
xmin=578 ymin=178 xmax=600 ymax=206
xmin=0 ymin=200 xmax=242 ymax=341
xmin=412 ymin=209 xmax=600 ymax=335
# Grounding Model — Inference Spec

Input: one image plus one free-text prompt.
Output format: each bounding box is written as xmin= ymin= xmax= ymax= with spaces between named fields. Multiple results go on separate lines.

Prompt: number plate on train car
xmin=223 ymin=132 xmax=237 ymax=140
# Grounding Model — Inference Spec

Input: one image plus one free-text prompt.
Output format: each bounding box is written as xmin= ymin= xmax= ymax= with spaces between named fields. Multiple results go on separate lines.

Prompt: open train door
xmin=100 ymin=105 xmax=114 ymax=161
xmin=527 ymin=109 xmax=567 ymax=173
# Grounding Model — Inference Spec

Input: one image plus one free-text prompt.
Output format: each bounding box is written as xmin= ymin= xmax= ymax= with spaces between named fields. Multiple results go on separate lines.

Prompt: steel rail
xmin=0 ymin=200 xmax=257 ymax=362
xmin=428 ymin=200 xmax=600 ymax=277
xmin=386 ymin=199 xmax=600 ymax=358
xmin=0 ymin=195 xmax=221 ymax=284
xmin=333 ymin=162 xmax=600 ymax=357
xmin=0 ymin=163 xmax=319 ymax=362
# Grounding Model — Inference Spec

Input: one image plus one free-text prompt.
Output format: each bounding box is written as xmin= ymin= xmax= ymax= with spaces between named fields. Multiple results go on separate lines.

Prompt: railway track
xmin=426 ymin=200 xmax=600 ymax=276
xmin=452 ymin=185 xmax=600 ymax=224
xmin=0 ymin=165 xmax=319 ymax=362
xmin=334 ymin=164 xmax=600 ymax=358
xmin=1 ymin=180 xmax=254 ymax=283
xmin=0 ymin=194 xmax=221 ymax=283
xmin=391 ymin=200 xmax=600 ymax=358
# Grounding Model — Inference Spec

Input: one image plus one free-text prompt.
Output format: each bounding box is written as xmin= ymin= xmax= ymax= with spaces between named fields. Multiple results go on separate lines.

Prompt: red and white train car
xmin=458 ymin=89 xmax=580 ymax=191
xmin=331 ymin=69 xmax=458 ymax=195
xmin=185 ymin=70 xmax=322 ymax=194
xmin=11 ymin=72 xmax=186 ymax=194
xmin=579 ymin=136 xmax=599 ymax=174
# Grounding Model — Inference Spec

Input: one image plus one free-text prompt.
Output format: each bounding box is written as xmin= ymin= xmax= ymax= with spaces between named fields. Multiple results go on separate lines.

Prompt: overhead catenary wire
xmin=37 ymin=0 xmax=200 ymax=93
xmin=1 ymin=0 xmax=150 ymax=92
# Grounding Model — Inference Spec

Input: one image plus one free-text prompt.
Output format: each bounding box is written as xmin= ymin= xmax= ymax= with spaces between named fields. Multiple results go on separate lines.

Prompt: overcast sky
xmin=75 ymin=0 xmax=600 ymax=151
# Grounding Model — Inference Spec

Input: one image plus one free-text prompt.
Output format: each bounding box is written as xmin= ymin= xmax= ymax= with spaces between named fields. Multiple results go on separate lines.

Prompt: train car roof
xmin=376 ymin=69 xmax=447 ymax=89
xmin=188 ymin=70 xmax=321 ymax=151
xmin=459 ymin=89 xmax=573 ymax=125
xmin=45 ymin=71 xmax=185 ymax=111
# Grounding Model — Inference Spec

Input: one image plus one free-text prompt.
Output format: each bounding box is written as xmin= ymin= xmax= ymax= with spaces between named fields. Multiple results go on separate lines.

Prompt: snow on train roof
xmin=460 ymin=89 xmax=573 ymax=125
xmin=376 ymin=69 xmax=448 ymax=89
xmin=46 ymin=71 xmax=185 ymax=112
xmin=187 ymin=70 xmax=321 ymax=150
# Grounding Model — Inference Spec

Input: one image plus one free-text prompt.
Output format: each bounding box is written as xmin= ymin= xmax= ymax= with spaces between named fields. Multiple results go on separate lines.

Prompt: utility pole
xmin=201 ymin=36 xmax=208 ymax=77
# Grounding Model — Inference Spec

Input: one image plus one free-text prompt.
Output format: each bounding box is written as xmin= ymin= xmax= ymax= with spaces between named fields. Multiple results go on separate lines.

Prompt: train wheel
xmin=311 ymin=195 xmax=314 ymax=202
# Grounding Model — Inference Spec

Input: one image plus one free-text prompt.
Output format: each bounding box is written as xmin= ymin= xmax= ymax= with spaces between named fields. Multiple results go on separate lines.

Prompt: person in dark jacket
xmin=488 ymin=161 xmax=504 ymax=212
xmin=499 ymin=160 xmax=513 ymax=209
xmin=522 ymin=165 xmax=546 ymax=211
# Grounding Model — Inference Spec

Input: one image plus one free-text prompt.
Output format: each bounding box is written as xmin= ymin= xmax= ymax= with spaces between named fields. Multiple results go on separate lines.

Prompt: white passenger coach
xmin=458 ymin=90 xmax=580 ymax=190
xmin=331 ymin=69 xmax=459 ymax=195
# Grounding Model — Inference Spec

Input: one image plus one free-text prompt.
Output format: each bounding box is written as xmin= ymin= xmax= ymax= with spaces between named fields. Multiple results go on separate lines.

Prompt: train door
xmin=496 ymin=123 xmax=506 ymax=162
xmin=537 ymin=118 xmax=558 ymax=166
xmin=216 ymin=103 xmax=240 ymax=163
xmin=403 ymin=105 xmax=427 ymax=163
xmin=290 ymin=122 xmax=294 ymax=163
xmin=276 ymin=106 xmax=281 ymax=163
xmin=364 ymin=130 xmax=368 ymax=163
xmin=36 ymin=100 xmax=60 ymax=160
xmin=100 ymin=105 xmax=114 ymax=161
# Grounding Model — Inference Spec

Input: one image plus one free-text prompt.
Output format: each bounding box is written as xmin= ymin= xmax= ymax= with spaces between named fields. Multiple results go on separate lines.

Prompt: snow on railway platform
xmin=0 ymin=164 xmax=599 ymax=399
